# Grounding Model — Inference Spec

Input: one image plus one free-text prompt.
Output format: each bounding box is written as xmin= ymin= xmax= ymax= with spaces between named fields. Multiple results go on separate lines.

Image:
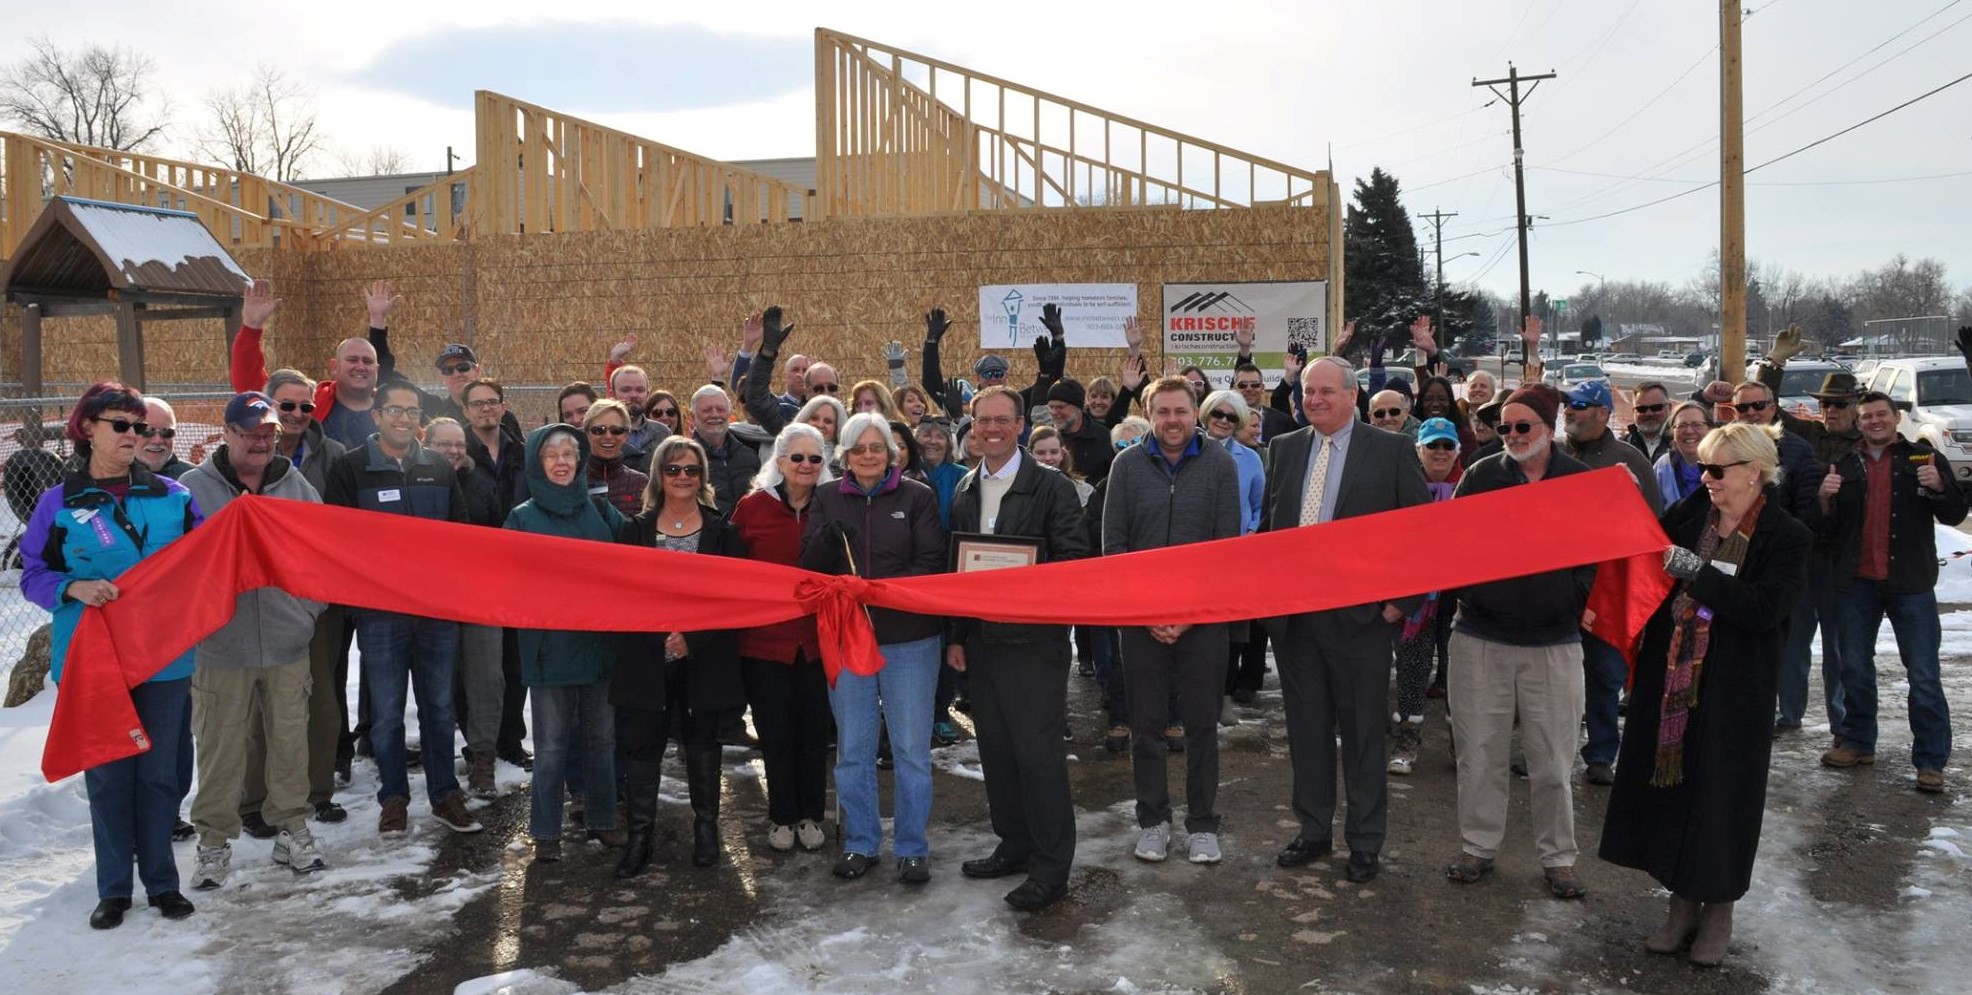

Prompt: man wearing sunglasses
xmin=1817 ymin=391 xmax=1968 ymax=794
xmin=389 ymin=344 xmax=519 ymax=440
xmin=1557 ymin=379 xmax=1663 ymax=786
xmin=1367 ymin=389 xmax=1415 ymax=437
xmin=1446 ymin=385 xmax=1597 ymax=899
xmin=136 ymin=397 xmax=194 ymax=480
xmin=1621 ymin=382 xmax=1675 ymax=464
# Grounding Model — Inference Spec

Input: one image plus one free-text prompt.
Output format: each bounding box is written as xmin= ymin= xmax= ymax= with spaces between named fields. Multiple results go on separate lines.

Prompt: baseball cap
xmin=1566 ymin=379 xmax=1612 ymax=410
xmin=435 ymin=343 xmax=478 ymax=369
xmin=1416 ymin=417 xmax=1459 ymax=448
xmin=224 ymin=391 xmax=279 ymax=431
xmin=974 ymin=354 xmax=1009 ymax=378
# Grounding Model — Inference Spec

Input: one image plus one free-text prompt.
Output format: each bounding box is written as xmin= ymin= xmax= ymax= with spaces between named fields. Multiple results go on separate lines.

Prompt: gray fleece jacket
xmin=1102 ymin=430 xmax=1242 ymax=555
xmin=180 ymin=448 xmax=327 ymax=669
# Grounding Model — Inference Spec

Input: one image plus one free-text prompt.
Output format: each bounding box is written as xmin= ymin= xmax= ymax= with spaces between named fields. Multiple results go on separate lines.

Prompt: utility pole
xmin=1420 ymin=208 xmax=1458 ymax=334
xmin=1474 ymin=64 xmax=1557 ymax=375
xmin=1720 ymin=0 xmax=1748 ymax=380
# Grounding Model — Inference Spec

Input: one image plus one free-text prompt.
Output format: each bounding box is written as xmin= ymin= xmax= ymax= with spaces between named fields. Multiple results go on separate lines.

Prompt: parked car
xmin=1865 ymin=356 xmax=1972 ymax=491
xmin=1389 ymin=350 xmax=1472 ymax=377
xmin=1357 ymin=366 xmax=1417 ymax=392
xmin=1545 ymin=363 xmax=1607 ymax=389
xmin=1749 ymin=357 xmax=1849 ymax=417
xmin=1605 ymin=352 xmax=1642 ymax=364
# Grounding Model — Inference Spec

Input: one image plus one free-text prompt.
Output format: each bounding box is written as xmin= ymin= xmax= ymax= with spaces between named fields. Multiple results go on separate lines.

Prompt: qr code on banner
xmin=1287 ymin=317 xmax=1322 ymax=351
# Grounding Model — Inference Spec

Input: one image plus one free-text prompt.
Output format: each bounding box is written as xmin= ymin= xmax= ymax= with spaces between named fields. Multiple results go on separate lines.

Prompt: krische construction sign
xmin=1162 ymin=281 xmax=1329 ymax=388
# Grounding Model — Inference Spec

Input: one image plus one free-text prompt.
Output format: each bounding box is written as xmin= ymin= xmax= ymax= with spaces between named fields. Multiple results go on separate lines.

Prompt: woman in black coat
xmin=1599 ymin=422 xmax=1811 ymax=967
xmin=612 ymin=436 xmax=748 ymax=878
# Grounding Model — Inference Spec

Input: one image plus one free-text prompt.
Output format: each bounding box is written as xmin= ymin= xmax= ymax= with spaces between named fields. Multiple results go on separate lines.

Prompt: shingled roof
xmin=0 ymin=196 xmax=247 ymax=299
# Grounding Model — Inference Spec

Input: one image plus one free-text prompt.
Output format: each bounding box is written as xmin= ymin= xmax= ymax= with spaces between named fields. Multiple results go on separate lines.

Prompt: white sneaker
xmin=795 ymin=819 xmax=826 ymax=851
xmin=273 ymin=825 xmax=327 ymax=874
xmin=192 ymin=843 xmax=231 ymax=890
xmin=1189 ymin=832 xmax=1223 ymax=864
xmin=767 ymin=823 xmax=796 ymax=852
xmin=1134 ymin=823 xmax=1171 ymax=862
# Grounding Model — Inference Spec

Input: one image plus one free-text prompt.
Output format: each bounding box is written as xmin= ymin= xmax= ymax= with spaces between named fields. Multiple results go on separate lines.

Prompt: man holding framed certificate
xmin=947 ymin=386 xmax=1091 ymax=912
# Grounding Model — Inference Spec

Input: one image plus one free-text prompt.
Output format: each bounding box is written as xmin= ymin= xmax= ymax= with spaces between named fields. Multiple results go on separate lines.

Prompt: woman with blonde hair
xmin=848 ymin=380 xmax=902 ymax=424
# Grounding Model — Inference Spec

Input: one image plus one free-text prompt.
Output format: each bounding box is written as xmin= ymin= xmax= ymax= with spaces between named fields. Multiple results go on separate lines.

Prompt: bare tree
xmin=0 ymin=37 xmax=168 ymax=150
xmin=192 ymin=66 xmax=324 ymax=181
xmin=332 ymin=145 xmax=415 ymax=176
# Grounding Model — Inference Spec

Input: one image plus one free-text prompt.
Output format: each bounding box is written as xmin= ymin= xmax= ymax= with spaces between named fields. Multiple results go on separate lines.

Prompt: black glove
xmin=800 ymin=519 xmax=860 ymax=575
xmin=1033 ymin=333 xmax=1052 ymax=369
xmin=1039 ymin=304 xmax=1067 ymax=377
xmin=1039 ymin=302 xmax=1065 ymax=337
xmin=1368 ymin=333 xmax=1390 ymax=368
xmin=761 ymin=306 xmax=794 ymax=355
xmin=925 ymin=308 xmax=949 ymax=345
xmin=1956 ymin=325 xmax=1972 ymax=364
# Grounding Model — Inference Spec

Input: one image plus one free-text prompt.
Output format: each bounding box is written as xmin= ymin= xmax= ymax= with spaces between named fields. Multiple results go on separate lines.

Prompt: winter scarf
xmin=1652 ymin=493 xmax=1764 ymax=787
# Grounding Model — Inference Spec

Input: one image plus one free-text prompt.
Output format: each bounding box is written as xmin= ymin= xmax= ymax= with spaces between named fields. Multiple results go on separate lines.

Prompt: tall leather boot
xmin=685 ymin=741 xmax=723 ymax=867
xmin=614 ymin=759 xmax=661 ymax=880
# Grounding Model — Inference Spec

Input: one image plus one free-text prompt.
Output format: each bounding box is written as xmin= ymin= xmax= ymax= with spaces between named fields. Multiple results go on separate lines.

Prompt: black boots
xmin=685 ymin=742 xmax=723 ymax=868
xmin=614 ymin=759 xmax=660 ymax=880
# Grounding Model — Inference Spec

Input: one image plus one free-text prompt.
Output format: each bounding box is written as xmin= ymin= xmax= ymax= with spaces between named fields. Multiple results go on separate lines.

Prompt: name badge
xmin=891 ymin=511 xmax=906 ymax=519
xmin=1713 ymin=562 xmax=1737 ymax=577
xmin=378 ymin=488 xmax=403 ymax=503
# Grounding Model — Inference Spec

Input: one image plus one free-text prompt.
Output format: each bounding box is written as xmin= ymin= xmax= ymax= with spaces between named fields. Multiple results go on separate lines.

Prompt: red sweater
xmin=730 ymin=487 xmax=821 ymax=664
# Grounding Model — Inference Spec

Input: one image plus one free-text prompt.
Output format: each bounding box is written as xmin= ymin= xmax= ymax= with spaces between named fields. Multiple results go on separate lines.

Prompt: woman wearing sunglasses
xmin=22 ymin=381 xmax=204 ymax=929
xmin=613 ymin=436 xmax=749 ymax=876
xmin=802 ymin=412 xmax=946 ymax=883
xmin=732 ymin=424 xmax=836 ymax=855
xmin=582 ymin=399 xmax=650 ymax=517
xmin=1601 ymin=422 xmax=1812 ymax=967
xmin=1388 ymin=418 xmax=1464 ymax=776
xmin=1651 ymin=401 xmax=1716 ymax=508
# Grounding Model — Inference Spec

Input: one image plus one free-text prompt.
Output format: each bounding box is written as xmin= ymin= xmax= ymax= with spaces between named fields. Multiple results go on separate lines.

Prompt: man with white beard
xmin=1441 ymin=384 xmax=1597 ymax=902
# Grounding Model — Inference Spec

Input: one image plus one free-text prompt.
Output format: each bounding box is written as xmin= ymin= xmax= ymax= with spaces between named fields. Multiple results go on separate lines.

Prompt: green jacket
xmin=504 ymin=424 xmax=625 ymax=686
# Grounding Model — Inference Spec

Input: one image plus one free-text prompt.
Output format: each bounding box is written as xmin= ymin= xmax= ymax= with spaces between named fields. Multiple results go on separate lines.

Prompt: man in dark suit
xmin=1260 ymin=356 xmax=1433 ymax=883
xmin=948 ymin=386 xmax=1091 ymax=911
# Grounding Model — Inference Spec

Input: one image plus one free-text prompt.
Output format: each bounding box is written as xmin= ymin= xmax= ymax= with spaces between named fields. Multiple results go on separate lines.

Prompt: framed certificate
xmin=949 ymin=532 xmax=1044 ymax=573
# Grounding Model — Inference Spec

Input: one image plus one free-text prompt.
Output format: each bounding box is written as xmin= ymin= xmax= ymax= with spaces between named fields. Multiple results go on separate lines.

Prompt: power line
xmin=1534 ymin=164 xmax=1972 ymax=186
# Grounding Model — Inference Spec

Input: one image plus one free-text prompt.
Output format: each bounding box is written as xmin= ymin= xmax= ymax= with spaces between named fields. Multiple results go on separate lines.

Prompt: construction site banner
xmin=1162 ymin=281 xmax=1329 ymax=387
xmin=977 ymin=284 xmax=1137 ymax=350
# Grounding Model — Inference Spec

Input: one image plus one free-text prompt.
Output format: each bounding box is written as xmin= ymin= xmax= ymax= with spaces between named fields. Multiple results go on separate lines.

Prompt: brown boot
xmin=1820 ymin=743 xmax=1875 ymax=768
xmin=469 ymin=752 xmax=497 ymax=800
xmin=1689 ymin=901 xmax=1734 ymax=967
xmin=1644 ymin=895 xmax=1701 ymax=954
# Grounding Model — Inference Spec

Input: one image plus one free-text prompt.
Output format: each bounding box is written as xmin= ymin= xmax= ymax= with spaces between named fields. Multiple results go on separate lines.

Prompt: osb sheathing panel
xmin=10 ymin=206 xmax=1329 ymax=420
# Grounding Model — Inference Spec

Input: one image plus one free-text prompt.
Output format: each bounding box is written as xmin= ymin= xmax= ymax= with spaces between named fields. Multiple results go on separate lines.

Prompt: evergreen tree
xmin=1342 ymin=168 xmax=1429 ymax=357
xmin=1581 ymin=314 xmax=1604 ymax=348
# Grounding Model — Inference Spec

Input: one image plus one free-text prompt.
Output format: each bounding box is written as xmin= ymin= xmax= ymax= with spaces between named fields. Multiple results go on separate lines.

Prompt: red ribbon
xmin=40 ymin=468 xmax=1672 ymax=782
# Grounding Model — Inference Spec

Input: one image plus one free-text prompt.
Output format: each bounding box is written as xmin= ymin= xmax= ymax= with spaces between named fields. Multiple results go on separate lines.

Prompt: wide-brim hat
xmin=1811 ymin=372 xmax=1863 ymax=399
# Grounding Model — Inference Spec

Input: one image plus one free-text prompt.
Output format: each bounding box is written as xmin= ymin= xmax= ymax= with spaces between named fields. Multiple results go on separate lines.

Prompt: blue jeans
xmin=1579 ymin=634 xmax=1627 ymax=767
xmin=830 ymin=634 xmax=940 ymax=859
xmin=1836 ymin=580 xmax=1952 ymax=770
xmin=355 ymin=611 xmax=462 ymax=805
xmin=529 ymin=682 xmax=618 ymax=840
xmin=86 ymin=678 xmax=189 ymax=899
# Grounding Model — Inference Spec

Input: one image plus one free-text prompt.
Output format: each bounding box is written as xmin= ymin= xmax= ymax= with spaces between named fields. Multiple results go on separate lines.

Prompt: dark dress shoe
xmin=1230 ymin=689 xmax=1256 ymax=705
xmin=961 ymin=853 xmax=1031 ymax=879
xmin=499 ymin=746 xmax=534 ymax=771
xmin=89 ymin=898 xmax=131 ymax=930
xmin=1345 ymin=851 xmax=1380 ymax=883
xmin=1584 ymin=763 xmax=1616 ymax=786
xmin=239 ymin=811 xmax=279 ymax=840
xmin=171 ymin=818 xmax=196 ymax=842
xmin=314 ymin=800 xmax=348 ymax=824
xmin=1277 ymin=837 xmax=1332 ymax=868
xmin=1004 ymin=878 xmax=1068 ymax=911
xmin=148 ymin=890 xmax=195 ymax=920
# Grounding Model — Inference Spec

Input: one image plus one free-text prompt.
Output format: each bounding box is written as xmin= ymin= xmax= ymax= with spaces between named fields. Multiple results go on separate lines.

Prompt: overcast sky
xmin=7 ymin=0 xmax=1967 ymax=305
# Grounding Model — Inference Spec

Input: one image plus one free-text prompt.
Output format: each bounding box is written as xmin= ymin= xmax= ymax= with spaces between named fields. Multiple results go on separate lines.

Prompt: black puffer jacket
xmin=802 ymin=468 xmax=945 ymax=644
xmin=1450 ymin=448 xmax=1596 ymax=646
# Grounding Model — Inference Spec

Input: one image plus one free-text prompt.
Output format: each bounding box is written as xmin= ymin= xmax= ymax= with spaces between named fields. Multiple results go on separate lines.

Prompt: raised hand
xmin=1233 ymin=322 xmax=1255 ymax=355
xmin=1769 ymin=324 xmax=1803 ymax=364
xmin=742 ymin=312 xmax=764 ymax=355
xmin=925 ymin=308 xmax=950 ymax=345
xmin=884 ymin=341 xmax=909 ymax=387
xmin=1039 ymin=303 xmax=1065 ymax=338
xmin=1333 ymin=320 xmax=1356 ymax=355
xmin=1520 ymin=314 xmax=1544 ymax=348
xmin=1367 ymin=333 xmax=1390 ymax=368
xmin=1819 ymin=465 xmax=1844 ymax=503
xmin=609 ymin=333 xmax=639 ymax=364
xmin=704 ymin=343 xmax=731 ymax=382
xmin=241 ymin=278 xmax=281 ymax=329
xmin=761 ymin=306 xmax=794 ymax=353
xmin=1284 ymin=342 xmax=1307 ymax=380
xmin=1123 ymin=315 xmax=1145 ymax=355
xmin=1121 ymin=353 xmax=1147 ymax=390
xmin=364 ymin=280 xmax=401 ymax=328
xmin=1410 ymin=314 xmax=1437 ymax=355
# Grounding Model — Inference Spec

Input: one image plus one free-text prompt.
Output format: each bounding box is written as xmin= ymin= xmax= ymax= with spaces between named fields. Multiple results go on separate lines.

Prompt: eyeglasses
xmin=1501 ymin=421 xmax=1541 ymax=436
xmin=1733 ymin=400 xmax=1770 ymax=415
xmin=1820 ymin=399 xmax=1852 ymax=410
xmin=1234 ymin=380 xmax=1265 ymax=390
xmin=661 ymin=463 xmax=704 ymax=478
xmin=1422 ymin=440 xmax=1458 ymax=451
xmin=979 ymin=371 xmax=1007 ymax=381
xmin=440 ymin=363 xmax=474 ymax=376
xmin=1565 ymin=400 xmax=1605 ymax=411
xmin=651 ymin=407 xmax=678 ymax=419
xmin=1699 ymin=460 xmax=1751 ymax=479
xmin=587 ymin=425 xmax=627 ymax=437
xmin=1207 ymin=410 xmax=1241 ymax=423
xmin=277 ymin=400 xmax=316 ymax=414
xmin=812 ymin=383 xmax=840 ymax=394
xmin=138 ymin=427 xmax=177 ymax=440
xmin=91 ymin=417 xmax=148 ymax=435
xmin=1371 ymin=408 xmax=1405 ymax=419
xmin=1633 ymin=403 xmax=1669 ymax=415
xmin=846 ymin=443 xmax=889 ymax=457
xmin=379 ymin=405 xmax=422 ymax=419
xmin=784 ymin=453 xmax=825 ymax=465
xmin=466 ymin=398 xmax=503 ymax=410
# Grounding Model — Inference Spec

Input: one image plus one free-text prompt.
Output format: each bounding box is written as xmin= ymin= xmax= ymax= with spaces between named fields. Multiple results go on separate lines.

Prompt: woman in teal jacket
xmin=504 ymin=423 xmax=624 ymax=862
xmin=21 ymin=382 xmax=202 ymax=929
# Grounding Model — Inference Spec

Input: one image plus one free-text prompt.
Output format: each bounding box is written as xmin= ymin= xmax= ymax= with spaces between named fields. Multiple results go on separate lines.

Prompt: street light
xmin=1576 ymin=269 xmax=1608 ymax=344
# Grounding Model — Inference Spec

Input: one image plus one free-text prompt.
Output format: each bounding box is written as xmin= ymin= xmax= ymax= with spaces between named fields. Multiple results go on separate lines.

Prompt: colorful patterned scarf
xmin=1651 ymin=495 xmax=1763 ymax=787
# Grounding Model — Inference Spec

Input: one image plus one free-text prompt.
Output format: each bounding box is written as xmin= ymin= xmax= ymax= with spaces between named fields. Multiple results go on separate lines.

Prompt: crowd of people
xmin=15 ymin=278 xmax=1971 ymax=969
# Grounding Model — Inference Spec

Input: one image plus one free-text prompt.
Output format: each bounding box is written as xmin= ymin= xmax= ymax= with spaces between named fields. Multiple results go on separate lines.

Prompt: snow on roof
xmin=60 ymin=197 xmax=249 ymax=291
